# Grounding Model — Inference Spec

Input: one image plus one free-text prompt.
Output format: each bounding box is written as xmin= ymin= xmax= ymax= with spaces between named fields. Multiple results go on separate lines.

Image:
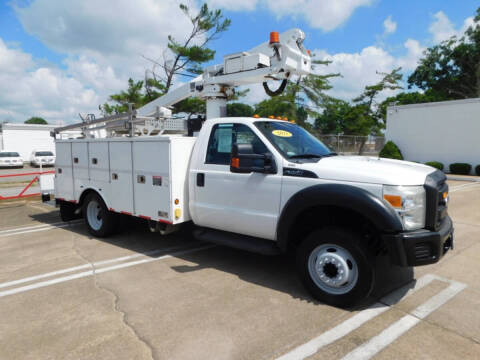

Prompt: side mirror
xmin=230 ymin=143 xmax=276 ymax=174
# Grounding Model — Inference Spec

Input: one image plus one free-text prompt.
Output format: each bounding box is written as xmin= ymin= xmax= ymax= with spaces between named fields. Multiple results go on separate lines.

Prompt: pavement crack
xmin=70 ymin=235 xmax=156 ymax=360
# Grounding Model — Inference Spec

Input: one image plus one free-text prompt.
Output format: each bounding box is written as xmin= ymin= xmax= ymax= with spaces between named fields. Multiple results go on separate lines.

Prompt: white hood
xmin=296 ymin=156 xmax=435 ymax=186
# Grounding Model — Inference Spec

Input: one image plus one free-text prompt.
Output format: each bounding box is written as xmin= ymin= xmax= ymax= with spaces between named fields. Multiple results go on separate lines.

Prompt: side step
xmin=193 ymin=228 xmax=281 ymax=256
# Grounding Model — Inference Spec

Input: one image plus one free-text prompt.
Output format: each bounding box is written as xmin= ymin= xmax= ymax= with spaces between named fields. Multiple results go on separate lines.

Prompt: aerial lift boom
xmin=54 ymin=28 xmax=313 ymax=137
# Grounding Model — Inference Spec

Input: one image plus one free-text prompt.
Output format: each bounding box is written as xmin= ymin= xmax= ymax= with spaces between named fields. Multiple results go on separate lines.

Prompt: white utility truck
xmin=52 ymin=30 xmax=453 ymax=307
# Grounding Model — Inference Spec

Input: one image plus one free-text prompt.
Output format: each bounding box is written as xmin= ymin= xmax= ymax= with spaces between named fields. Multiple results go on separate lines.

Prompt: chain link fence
xmin=315 ymin=134 xmax=385 ymax=155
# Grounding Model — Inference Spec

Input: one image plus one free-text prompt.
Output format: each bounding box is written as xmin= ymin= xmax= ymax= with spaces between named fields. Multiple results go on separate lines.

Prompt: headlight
xmin=383 ymin=185 xmax=426 ymax=230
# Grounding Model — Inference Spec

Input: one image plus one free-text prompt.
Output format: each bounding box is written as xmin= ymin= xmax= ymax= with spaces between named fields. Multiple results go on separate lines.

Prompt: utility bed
xmin=54 ymin=136 xmax=196 ymax=225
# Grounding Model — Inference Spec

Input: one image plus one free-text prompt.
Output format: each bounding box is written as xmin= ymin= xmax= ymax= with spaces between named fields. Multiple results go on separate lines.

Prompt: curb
xmin=447 ymin=175 xmax=480 ymax=182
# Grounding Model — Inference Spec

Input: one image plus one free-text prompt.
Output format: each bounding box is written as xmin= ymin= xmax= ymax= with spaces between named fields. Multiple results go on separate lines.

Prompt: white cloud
xmin=314 ymin=38 xmax=425 ymax=102
xmin=429 ymin=11 xmax=474 ymax=43
xmin=4 ymin=0 xmax=199 ymax=123
xmin=0 ymin=38 xmax=98 ymax=124
xmin=206 ymin=0 xmax=258 ymax=11
xmin=396 ymin=39 xmax=425 ymax=71
xmin=383 ymin=16 xmax=397 ymax=35
xmin=207 ymin=0 xmax=373 ymax=31
xmin=265 ymin=0 xmax=373 ymax=31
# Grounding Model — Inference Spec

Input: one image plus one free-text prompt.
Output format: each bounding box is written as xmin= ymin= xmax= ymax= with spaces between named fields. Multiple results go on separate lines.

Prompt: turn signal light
xmin=443 ymin=192 xmax=448 ymax=199
xmin=231 ymin=157 xmax=240 ymax=168
xmin=384 ymin=195 xmax=402 ymax=208
xmin=269 ymin=31 xmax=280 ymax=44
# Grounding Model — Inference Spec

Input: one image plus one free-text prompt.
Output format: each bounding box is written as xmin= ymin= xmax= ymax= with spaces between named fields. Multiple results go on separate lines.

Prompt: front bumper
xmin=383 ymin=216 xmax=454 ymax=267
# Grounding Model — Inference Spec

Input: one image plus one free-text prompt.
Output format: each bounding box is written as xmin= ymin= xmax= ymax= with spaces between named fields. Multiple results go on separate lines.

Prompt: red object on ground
xmin=0 ymin=170 xmax=55 ymax=200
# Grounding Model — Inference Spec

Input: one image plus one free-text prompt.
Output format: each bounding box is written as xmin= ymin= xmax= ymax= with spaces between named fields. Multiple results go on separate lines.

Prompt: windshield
xmin=35 ymin=151 xmax=54 ymax=156
xmin=0 ymin=152 xmax=20 ymax=157
xmin=255 ymin=121 xmax=334 ymax=160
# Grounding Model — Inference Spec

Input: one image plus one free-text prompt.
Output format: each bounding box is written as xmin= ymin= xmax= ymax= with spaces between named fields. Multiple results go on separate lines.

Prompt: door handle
xmin=197 ymin=173 xmax=205 ymax=187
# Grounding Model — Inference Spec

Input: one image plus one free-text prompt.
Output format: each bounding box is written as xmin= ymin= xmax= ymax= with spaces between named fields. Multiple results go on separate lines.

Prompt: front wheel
xmin=82 ymin=193 xmax=116 ymax=237
xmin=296 ymin=227 xmax=375 ymax=308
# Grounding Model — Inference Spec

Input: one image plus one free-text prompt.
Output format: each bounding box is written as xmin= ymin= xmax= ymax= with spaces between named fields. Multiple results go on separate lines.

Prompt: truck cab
xmin=187 ymin=117 xmax=453 ymax=306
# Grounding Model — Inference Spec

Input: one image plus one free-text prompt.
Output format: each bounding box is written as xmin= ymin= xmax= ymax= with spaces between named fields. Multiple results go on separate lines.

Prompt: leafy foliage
xmin=103 ymin=3 xmax=230 ymax=116
xmin=407 ymin=7 xmax=480 ymax=99
xmin=314 ymin=68 xmax=403 ymax=139
xmin=379 ymin=141 xmax=403 ymax=160
xmin=449 ymin=163 xmax=472 ymax=175
xmin=25 ymin=117 xmax=48 ymax=124
xmin=146 ymin=3 xmax=231 ymax=93
xmin=475 ymin=165 xmax=480 ymax=176
xmin=227 ymin=103 xmax=254 ymax=117
xmin=425 ymin=161 xmax=444 ymax=171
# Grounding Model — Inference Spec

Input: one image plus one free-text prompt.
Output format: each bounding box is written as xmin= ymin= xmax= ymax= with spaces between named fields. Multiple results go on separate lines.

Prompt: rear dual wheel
xmin=82 ymin=193 xmax=117 ymax=237
xmin=296 ymin=227 xmax=375 ymax=308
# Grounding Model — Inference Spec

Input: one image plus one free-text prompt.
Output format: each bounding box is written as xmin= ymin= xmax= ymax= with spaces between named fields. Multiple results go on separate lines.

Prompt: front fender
xmin=276 ymin=184 xmax=403 ymax=252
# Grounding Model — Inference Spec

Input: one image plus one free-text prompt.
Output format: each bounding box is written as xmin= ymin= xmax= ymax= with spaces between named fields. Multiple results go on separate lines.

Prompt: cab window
xmin=206 ymin=123 xmax=269 ymax=165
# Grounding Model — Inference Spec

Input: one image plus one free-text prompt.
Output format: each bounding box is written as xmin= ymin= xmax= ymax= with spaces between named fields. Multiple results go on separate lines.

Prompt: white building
xmin=386 ymin=98 xmax=480 ymax=172
xmin=0 ymin=123 xmax=81 ymax=162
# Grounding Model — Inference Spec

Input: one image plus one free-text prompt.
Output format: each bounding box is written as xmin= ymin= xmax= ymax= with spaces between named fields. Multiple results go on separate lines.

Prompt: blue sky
xmin=0 ymin=0 xmax=478 ymax=124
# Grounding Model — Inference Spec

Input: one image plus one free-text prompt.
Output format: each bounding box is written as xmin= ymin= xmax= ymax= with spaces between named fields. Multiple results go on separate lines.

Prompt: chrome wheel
xmin=86 ymin=199 xmax=103 ymax=231
xmin=308 ymin=243 xmax=359 ymax=295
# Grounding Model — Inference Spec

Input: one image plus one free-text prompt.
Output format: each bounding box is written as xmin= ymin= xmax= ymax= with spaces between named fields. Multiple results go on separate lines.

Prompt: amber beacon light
xmin=269 ymin=31 xmax=280 ymax=44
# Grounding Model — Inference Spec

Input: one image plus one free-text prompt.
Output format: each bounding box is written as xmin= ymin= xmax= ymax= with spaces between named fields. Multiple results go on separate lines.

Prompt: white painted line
xmin=0 ymin=245 xmax=184 ymax=289
xmin=0 ymin=220 xmax=83 ymax=238
xmin=0 ymin=244 xmax=215 ymax=298
xmin=0 ymin=220 xmax=83 ymax=234
xmin=341 ymin=279 xmax=466 ymax=360
xmin=411 ymin=280 xmax=467 ymax=319
xmin=342 ymin=315 xmax=420 ymax=360
xmin=275 ymin=275 xmax=436 ymax=360
xmin=276 ymin=305 xmax=389 ymax=360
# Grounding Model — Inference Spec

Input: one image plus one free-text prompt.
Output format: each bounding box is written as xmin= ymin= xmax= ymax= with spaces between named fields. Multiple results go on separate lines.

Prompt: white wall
xmin=386 ymin=98 xmax=480 ymax=173
xmin=2 ymin=124 xmax=57 ymax=161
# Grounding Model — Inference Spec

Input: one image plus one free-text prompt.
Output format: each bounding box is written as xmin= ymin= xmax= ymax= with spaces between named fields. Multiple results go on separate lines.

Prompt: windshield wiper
xmin=289 ymin=152 xmax=338 ymax=159
xmin=289 ymin=154 xmax=323 ymax=159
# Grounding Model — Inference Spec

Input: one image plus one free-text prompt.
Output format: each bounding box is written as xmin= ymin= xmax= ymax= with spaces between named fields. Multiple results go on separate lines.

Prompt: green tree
xmin=378 ymin=89 xmax=449 ymax=121
xmin=407 ymin=7 xmax=480 ymax=98
xmin=145 ymin=3 xmax=231 ymax=93
xmin=227 ymin=103 xmax=254 ymax=117
xmin=103 ymin=3 xmax=231 ymax=116
xmin=352 ymin=67 xmax=403 ymax=135
xmin=101 ymin=78 xmax=146 ymax=115
xmin=25 ymin=117 xmax=47 ymax=124
xmin=172 ymin=97 xmax=206 ymax=116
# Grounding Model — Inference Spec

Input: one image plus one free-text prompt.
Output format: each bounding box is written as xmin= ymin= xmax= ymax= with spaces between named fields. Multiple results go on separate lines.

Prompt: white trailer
xmin=386 ymin=97 xmax=480 ymax=172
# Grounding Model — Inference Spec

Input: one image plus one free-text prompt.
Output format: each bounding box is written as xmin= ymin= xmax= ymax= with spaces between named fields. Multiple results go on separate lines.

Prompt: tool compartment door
xmin=88 ymin=142 xmax=109 ymax=183
xmin=72 ymin=142 xmax=88 ymax=199
xmin=54 ymin=142 xmax=73 ymax=200
xmin=109 ymin=141 xmax=134 ymax=214
xmin=132 ymin=140 xmax=171 ymax=222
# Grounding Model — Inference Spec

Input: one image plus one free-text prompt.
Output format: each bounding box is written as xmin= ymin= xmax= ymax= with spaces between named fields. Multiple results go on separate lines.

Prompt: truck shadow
xmin=30 ymin=210 xmax=415 ymax=310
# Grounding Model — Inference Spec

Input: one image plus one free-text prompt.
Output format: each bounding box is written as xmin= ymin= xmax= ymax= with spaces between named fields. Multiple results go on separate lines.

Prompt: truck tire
xmin=59 ymin=201 xmax=77 ymax=222
xmin=296 ymin=227 xmax=375 ymax=308
xmin=82 ymin=193 xmax=116 ymax=237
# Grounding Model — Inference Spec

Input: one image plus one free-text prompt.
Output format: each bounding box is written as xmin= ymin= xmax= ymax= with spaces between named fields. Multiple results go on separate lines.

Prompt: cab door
xmin=192 ymin=122 xmax=282 ymax=240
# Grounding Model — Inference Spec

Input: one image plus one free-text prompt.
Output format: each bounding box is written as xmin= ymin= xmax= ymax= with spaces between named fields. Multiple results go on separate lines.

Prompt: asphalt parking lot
xmin=0 ymin=180 xmax=479 ymax=360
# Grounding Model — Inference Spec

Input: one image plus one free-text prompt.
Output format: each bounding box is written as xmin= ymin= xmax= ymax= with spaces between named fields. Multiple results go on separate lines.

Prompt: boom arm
xmin=137 ymin=28 xmax=313 ymax=118
xmin=53 ymin=29 xmax=313 ymax=138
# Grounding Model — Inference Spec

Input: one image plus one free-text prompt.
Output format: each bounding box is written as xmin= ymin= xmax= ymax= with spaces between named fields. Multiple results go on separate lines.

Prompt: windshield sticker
xmin=272 ymin=130 xmax=292 ymax=138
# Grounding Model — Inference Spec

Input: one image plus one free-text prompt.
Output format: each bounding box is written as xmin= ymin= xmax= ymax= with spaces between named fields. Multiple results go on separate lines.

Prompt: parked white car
xmin=0 ymin=151 xmax=24 ymax=168
xmin=30 ymin=150 xmax=55 ymax=167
